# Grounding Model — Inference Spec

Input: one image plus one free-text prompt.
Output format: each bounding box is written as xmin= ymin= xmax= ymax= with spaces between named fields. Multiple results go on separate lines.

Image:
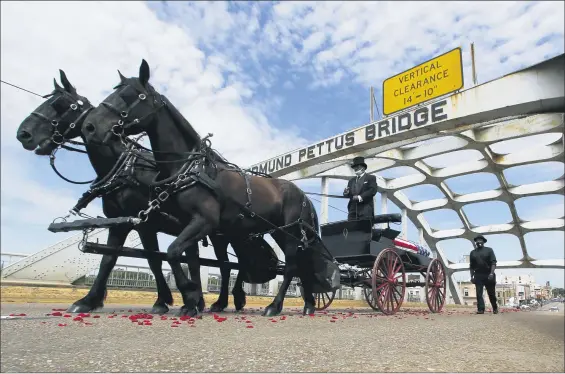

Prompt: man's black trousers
xmin=474 ymin=273 xmax=498 ymax=312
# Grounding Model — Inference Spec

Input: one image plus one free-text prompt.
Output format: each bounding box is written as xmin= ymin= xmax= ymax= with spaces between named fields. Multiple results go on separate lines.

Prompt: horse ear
xmin=53 ymin=78 xmax=63 ymax=91
xmin=139 ymin=59 xmax=150 ymax=87
xmin=59 ymin=69 xmax=76 ymax=93
xmin=118 ymin=70 xmax=127 ymax=83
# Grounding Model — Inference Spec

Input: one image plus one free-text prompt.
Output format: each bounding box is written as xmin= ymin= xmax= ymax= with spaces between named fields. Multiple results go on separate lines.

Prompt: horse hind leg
xmin=232 ymin=271 xmax=247 ymax=311
xmin=262 ymin=231 xmax=298 ymax=317
xmin=208 ymin=234 xmax=231 ymax=313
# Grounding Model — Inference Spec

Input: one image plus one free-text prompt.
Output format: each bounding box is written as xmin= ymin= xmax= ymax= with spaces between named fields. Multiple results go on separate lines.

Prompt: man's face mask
xmin=475 ymin=240 xmax=485 ymax=247
xmin=354 ymin=166 xmax=365 ymax=176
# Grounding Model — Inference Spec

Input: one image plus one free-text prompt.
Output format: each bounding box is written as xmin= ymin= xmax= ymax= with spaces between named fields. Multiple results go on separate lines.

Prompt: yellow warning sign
xmin=382 ymin=48 xmax=463 ymax=115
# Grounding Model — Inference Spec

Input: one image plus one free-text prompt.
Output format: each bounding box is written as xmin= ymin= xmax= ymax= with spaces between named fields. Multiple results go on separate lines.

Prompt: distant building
xmin=458 ymin=281 xmax=516 ymax=307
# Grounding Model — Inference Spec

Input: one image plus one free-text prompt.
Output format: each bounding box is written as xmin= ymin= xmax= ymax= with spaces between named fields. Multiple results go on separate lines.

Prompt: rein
xmin=34 ymin=92 xmax=96 ymax=184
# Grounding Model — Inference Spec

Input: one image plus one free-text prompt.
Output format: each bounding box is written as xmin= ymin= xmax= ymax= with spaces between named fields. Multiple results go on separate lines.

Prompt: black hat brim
xmin=473 ymin=235 xmax=487 ymax=243
xmin=351 ymin=162 xmax=367 ymax=169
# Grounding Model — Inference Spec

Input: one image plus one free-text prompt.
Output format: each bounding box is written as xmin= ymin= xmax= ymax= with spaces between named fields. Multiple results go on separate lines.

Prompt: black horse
xmin=15 ymin=71 xmax=250 ymax=314
xmin=81 ymin=60 xmax=325 ymax=317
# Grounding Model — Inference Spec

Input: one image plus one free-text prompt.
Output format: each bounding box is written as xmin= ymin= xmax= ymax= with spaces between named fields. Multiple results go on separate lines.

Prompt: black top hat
xmin=473 ymin=235 xmax=487 ymax=243
xmin=351 ymin=156 xmax=367 ymax=169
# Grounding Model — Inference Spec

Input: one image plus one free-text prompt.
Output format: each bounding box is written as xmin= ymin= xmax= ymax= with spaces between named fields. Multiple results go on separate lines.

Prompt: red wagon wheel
xmin=425 ymin=258 xmax=446 ymax=313
xmin=300 ymin=287 xmax=336 ymax=311
xmin=372 ymin=248 xmax=406 ymax=315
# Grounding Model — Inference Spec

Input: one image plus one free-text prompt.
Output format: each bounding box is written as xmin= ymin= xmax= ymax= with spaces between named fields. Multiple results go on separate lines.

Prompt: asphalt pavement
xmin=1 ymin=303 xmax=563 ymax=372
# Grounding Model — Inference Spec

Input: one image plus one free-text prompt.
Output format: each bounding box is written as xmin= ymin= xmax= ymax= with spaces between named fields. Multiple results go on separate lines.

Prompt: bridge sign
xmin=382 ymin=47 xmax=464 ymax=115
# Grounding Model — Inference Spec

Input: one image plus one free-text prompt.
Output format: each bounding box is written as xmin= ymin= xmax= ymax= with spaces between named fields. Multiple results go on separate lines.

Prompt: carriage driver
xmin=343 ymin=156 xmax=378 ymax=221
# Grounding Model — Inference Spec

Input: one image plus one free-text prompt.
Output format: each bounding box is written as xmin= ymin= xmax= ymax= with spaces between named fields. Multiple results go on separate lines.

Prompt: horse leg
xmin=262 ymin=232 xmax=297 ymax=317
xmin=184 ymin=244 xmax=206 ymax=312
xmin=136 ymin=229 xmax=174 ymax=315
xmin=232 ymin=271 xmax=247 ymax=312
xmin=167 ymin=215 xmax=211 ymax=317
xmin=298 ymin=268 xmax=317 ymax=316
xmin=208 ymin=234 xmax=231 ymax=312
xmin=67 ymin=226 xmax=129 ymax=313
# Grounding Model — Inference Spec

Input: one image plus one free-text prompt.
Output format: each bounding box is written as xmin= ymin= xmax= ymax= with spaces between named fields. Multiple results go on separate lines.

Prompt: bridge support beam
xmin=320 ymin=176 xmax=329 ymax=224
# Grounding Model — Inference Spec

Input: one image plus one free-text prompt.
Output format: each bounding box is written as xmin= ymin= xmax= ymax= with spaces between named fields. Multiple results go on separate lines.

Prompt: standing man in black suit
xmin=469 ymin=235 xmax=499 ymax=314
xmin=343 ymin=156 xmax=378 ymax=221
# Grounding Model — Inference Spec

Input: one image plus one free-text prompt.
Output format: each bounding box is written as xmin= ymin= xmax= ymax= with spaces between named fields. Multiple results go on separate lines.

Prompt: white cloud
xmin=0 ymin=1 xmax=307 ymax=255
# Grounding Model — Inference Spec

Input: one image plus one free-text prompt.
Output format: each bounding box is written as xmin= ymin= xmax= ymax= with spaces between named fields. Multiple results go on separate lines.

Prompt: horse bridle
xmin=100 ymin=84 xmax=167 ymax=142
xmin=32 ymin=91 xmax=95 ymax=184
xmin=32 ymin=92 xmax=93 ymax=149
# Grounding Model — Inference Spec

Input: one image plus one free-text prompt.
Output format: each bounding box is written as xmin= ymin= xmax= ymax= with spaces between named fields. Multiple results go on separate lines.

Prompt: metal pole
xmin=320 ymin=177 xmax=329 ymax=224
xmin=470 ymin=43 xmax=478 ymax=86
xmin=370 ymin=86 xmax=374 ymax=122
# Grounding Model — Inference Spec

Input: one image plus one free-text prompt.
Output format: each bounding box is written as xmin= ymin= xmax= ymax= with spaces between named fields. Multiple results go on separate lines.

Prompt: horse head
xmin=16 ymin=70 xmax=93 ymax=156
xmin=82 ymin=59 xmax=167 ymax=146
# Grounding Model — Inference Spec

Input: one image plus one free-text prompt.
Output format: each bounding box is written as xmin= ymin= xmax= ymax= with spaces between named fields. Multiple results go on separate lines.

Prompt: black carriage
xmin=302 ymin=214 xmax=447 ymax=315
xmin=48 ymin=211 xmax=446 ymax=316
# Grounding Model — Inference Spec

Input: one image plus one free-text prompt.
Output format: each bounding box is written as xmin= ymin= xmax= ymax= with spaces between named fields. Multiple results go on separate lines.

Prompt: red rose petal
xmin=50 ymin=312 xmax=63 ymax=317
xmin=63 ymin=314 xmax=72 ymax=318
xmin=246 ymin=325 xmax=254 ymax=329
xmin=128 ymin=309 xmax=133 ymax=312
xmin=330 ymin=320 xmax=336 ymax=323
xmin=171 ymin=325 xmax=179 ymax=327
xmin=58 ymin=323 xmax=67 ymax=327
xmin=73 ymin=317 xmax=83 ymax=322
xmin=245 ymin=321 xmax=252 ymax=324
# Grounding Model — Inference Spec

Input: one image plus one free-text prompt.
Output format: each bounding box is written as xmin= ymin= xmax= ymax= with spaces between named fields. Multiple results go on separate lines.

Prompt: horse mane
xmin=157 ymin=92 xmax=236 ymax=170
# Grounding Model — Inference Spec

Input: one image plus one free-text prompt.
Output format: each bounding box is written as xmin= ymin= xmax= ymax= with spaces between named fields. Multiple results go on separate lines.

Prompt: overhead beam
xmin=249 ymin=54 xmax=564 ymax=177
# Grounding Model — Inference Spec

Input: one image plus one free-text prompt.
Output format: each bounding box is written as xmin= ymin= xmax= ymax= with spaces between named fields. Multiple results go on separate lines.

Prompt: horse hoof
xmin=67 ymin=303 xmax=99 ymax=313
xmin=234 ymin=296 xmax=247 ymax=311
xmin=262 ymin=305 xmax=281 ymax=317
xmin=303 ymin=305 xmax=316 ymax=316
xmin=151 ymin=304 xmax=169 ymax=315
xmin=177 ymin=306 xmax=199 ymax=317
xmin=209 ymin=303 xmax=226 ymax=313
xmin=197 ymin=297 xmax=206 ymax=313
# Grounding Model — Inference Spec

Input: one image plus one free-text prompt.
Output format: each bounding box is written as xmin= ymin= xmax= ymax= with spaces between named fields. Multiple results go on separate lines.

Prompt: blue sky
xmin=1 ymin=1 xmax=563 ymax=287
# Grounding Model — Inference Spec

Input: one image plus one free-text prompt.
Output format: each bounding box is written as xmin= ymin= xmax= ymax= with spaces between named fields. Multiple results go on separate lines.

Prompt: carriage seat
xmin=372 ymin=213 xmax=402 ymax=224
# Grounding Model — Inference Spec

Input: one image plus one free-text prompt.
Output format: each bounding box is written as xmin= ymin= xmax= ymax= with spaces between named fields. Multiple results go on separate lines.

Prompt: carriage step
xmin=48 ymin=217 xmax=140 ymax=233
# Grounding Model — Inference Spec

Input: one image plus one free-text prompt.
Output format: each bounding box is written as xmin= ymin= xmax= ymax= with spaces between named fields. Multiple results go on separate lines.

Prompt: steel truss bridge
xmin=2 ymin=54 xmax=564 ymax=305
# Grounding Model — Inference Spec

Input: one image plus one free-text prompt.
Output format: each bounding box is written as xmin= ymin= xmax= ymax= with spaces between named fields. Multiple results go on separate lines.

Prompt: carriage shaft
xmin=82 ymin=242 xmax=240 ymax=270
